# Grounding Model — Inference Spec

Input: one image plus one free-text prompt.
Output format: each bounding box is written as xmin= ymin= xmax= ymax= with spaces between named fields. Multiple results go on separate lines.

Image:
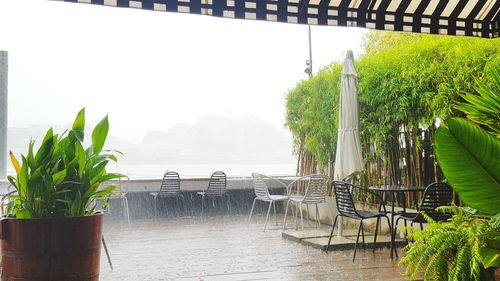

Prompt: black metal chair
xmin=395 ymin=182 xmax=453 ymax=230
xmin=150 ymin=171 xmax=186 ymax=216
xmin=327 ymin=180 xmax=391 ymax=262
xmin=197 ymin=171 xmax=230 ymax=219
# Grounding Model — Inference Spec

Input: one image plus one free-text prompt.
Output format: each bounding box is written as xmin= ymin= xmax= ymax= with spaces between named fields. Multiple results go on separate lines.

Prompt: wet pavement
xmin=99 ymin=214 xmax=408 ymax=280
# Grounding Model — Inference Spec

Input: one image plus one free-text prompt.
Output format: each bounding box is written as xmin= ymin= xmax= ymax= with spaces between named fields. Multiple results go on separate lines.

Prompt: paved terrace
xmin=100 ymin=214 xmax=408 ymax=281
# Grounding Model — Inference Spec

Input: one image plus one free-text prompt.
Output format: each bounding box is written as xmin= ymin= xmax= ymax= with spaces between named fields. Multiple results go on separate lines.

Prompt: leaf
xmin=34 ymin=129 xmax=54 ymax=164
xmin=88 ymin=160 xmax=108 ymax=181
xmin=16 ymin=208 xmax=31 ymax=219
xmin=479 ymin=235 xmax=500 ymax=268
xmin=18 ymin=156 xmax=28 ymax=196
xmin=72 ymin=108 xmax=85 ymax=131
xmin=435 ymin=118 xmax=500 ymax=215
xmin=74 ymin=141 xmax=86 ymax=178
xmin=70 ymin=190 xmax=82 ymax=217
xmin=9 ymin=151 xmax=20 ymax=174
xmin=52 ymin=169 xmax=66 ymax=186
xmin=71 ymin=108 xmax=85 ymax=142
xmin=91 ymin=115 xmax=109 ymax=154
xmin=90 ymin=173 xmax=125 ymax=186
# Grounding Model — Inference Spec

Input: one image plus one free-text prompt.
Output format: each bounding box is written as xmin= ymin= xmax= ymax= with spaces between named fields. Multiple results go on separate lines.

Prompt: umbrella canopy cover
xmin=334 ymin=50 xmax=364 ymax=181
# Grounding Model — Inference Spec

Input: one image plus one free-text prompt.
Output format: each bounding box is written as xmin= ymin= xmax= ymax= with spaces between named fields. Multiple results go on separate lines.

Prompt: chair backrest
xmin=159 ymin=171 xmax=181 ymax=197
xmin=252 ymin=173 xmax=270 ymax=199
xmin=117 ymin=176 xmax=129 ymax=195
xmin=332 ymin=180 xmax=358 ymax=217
xmin=419 ymin=182 xmax=453 ymax=221
xmin=206 ymin=171 xmax=227 ymax=196
xmin=1 ymin=190 xmax=18 ymax=217
xmin=302 ymin=174 xmax=328 ymax=204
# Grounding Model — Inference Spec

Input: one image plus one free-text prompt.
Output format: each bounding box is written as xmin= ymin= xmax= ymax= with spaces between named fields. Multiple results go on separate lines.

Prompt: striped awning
xmin=59 ymin=0 xmax=499 ymax=38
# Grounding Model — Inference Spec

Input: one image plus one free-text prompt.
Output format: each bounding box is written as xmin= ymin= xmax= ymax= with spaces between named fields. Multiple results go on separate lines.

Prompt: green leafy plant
xmin=455 ymin=68 xmax=500 ymax=138
xmin=7 ymin=108 xmax=123 ymax=218
xmin=399 ymin=117 xmax=500 ymax=280
xmin=435 ymin=118 xmax=500 ymax=216
xmin=400 ymin=206 xmax=499 ymax=281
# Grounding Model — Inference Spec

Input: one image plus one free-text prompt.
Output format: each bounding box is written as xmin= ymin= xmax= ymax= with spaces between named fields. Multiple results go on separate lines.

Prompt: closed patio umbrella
xmin=334 ymin=50 xmax=364 ymax=236
xmin=334 ymin=50 xmax=364 ymax=182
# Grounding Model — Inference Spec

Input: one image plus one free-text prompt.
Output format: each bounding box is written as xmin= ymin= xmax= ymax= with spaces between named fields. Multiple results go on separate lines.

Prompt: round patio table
xmin=368 ymin=185 xmax=425 ymax=259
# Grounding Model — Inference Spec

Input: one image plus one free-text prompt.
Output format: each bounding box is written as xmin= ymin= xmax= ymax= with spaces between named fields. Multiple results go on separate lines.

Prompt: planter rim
xmin=1 ymin=211 xmax=104 ymax=222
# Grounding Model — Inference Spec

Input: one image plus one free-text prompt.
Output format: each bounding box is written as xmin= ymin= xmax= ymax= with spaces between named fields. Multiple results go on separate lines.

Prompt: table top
xmin=368 ymin=185 xmax=425 ymax=192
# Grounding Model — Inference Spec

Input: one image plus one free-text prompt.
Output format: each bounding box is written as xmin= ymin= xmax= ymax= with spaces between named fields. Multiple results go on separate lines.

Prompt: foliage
xmin=285 ymin=63 xmax=341 ymax=171
xmin=455 ymin=68 xmax=500 ymax=138
xmin=435 ymin=117 xmax=500 ymax=270
xmin=285 ymin=30 xmax=499 ymax=185
xmin=435 ymin=118 xmax=500 ymax=216
xmin=400 ymin=117 xmax=500 ymax=280
xmin=7 ymin=108 xmax=123 ymax=218
xmin=399 ymin=206 xmax=499 ymax=281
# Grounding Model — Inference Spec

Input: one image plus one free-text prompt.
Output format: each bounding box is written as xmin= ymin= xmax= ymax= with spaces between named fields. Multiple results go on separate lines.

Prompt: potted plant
xmin=2 ymin=108 xmax=123 ymax=280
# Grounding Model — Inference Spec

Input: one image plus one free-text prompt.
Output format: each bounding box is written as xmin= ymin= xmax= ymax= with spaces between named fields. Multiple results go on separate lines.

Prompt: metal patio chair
xmin=197 ymin=171 xmax=230 ymax=219
xmin=104 ymin=176 xmax=130 ymax=223
xmin=327 ymin=180 xmax=391 ymax=262
xmin=0 ymin=189 xmax=17 ymax=217
xmin=150 ymin=171 xmax=186 ymax=216
xmin=283 ymin=174 xmax=334 ymax=231
xmin=248 ymin=173 xmax=288 ymax=231
xmin=395 ymin=182 xmax=453 ymax=231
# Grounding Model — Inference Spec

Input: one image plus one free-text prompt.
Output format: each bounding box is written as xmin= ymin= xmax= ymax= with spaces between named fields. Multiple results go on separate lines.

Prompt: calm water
xmin=106 ymin=163 xmax=297 ymax=178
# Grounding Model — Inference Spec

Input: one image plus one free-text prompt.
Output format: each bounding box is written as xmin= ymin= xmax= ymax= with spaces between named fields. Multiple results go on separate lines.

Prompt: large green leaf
xmin=91 ymin=115 xmax=109 ymax=154
xmin=479 ymin=235 xmax=500 ymax=268
xmin=435 ymin=118 xmax=500 ymax=215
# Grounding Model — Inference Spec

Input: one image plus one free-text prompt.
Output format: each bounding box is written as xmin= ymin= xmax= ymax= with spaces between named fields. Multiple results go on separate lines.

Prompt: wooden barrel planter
xmin=0 ymin=212 xmax=103 ymax=281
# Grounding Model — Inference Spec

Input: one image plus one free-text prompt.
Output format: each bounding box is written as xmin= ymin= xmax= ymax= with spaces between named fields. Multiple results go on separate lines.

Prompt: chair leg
xmin=388 ymin=216 xmax=398 ymax=259
xmin=295 ymin=203 xmax=296 ymax=229
xmin=272 ymin=201 xmax=278 ymax=225
xmin=153 ymin=196 xmax=158 ymax=218
xmin=264 ymin=201 xmax=273 ymax=232
xmin=373 ymin=217 xmax=380 ymax=253
xmin=361 ymin=221 xmax=366 ymax=249
xmin=394 ymin=217 xmax=402 ymax=239
xmin=306 ymin=204 xmax=311 ymax=226
xmin=200 ymin=195 xmax=205 ymax=222
xmin=316 ymin=204 xmax=321 ymax=228
xmin=123 ymin=196 xmax=130 ymax=224
xmin=248 ymin=198 xmax=257 ymax=226
xmin=283 ymin=200 xmax=290 ymax=229
xmin=300 ymin=203 xmax=304 ymax=231
xmin=419 ymin=222 xmax=423 ymax=230
xmin=226 ymin=194 xmax=231 ymax=212
xmin=102 ymin=235 xmax=113 ymax=270
xmin=326 ymin=214 xmax=340 ymax=253
xmin=353 ymin=219 xmax=363 ymax=262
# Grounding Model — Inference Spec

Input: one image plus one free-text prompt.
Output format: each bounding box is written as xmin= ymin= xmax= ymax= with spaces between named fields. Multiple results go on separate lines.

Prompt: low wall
xmin=105 ymin=177 xmax=293 ymax=221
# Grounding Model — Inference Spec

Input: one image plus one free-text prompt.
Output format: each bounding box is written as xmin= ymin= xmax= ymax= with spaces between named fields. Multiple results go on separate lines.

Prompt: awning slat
xmin=55 ymin=0 xmax=500 ymax=38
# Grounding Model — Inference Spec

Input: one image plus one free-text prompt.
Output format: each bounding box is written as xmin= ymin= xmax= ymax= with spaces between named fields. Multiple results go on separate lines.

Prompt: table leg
xmin=391 ymin=191 xmax=396 ymax=259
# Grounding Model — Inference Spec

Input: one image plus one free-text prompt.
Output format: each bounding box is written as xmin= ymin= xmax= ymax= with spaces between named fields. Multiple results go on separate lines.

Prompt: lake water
xmin=106 ymin=163 xmax=297 ymax=179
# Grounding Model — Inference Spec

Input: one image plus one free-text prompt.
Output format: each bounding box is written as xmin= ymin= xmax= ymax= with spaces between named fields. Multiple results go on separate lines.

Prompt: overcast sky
xmin=0 ymin=0 xmax=368 ymax=143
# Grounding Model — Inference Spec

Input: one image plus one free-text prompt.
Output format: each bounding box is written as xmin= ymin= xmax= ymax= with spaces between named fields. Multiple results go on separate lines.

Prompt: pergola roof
xmin=59 ymin=0 xmax=499 ymax=38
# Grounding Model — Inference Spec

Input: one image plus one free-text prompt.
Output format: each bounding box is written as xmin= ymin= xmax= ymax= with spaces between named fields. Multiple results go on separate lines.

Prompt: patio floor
xmin=100 ymin=214 xmax=409 ymax=280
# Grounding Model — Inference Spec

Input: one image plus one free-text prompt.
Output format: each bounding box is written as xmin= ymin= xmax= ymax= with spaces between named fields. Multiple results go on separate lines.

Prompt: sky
xmin=0 ymin=0 xmax=368 ymax=143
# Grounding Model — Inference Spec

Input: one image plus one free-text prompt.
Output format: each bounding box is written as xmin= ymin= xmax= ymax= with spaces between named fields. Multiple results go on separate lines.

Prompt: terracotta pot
xmin=0 ymin=212 xmax=103 ymax=281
